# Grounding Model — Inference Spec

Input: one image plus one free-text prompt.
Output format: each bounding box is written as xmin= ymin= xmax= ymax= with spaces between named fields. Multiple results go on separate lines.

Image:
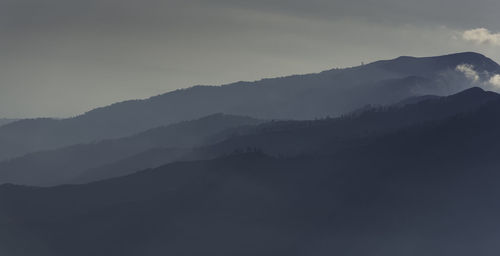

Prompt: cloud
xmin=462 ymin=28 xmax=500 ymax=46
xmin=490 ymin=75 xmax=500 ymax=87
xmin=455 ymin=64 xmax=480 ymax=81
xmin=455 ymin=64 xmax=500 ymax=90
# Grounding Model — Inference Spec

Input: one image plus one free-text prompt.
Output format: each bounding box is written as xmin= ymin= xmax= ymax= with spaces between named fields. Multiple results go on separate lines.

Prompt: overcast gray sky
xmin=1 ymin=0 xmax=500 ymax=118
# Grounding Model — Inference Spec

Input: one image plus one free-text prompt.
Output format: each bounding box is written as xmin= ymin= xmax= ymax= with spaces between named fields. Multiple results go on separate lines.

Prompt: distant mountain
xmin=3 ymin=96 xmax=500 ymax=255
xmin=73 ymin=147 xmax=190 ymax=184
xmin=205 ymin=87 xmax=500 ymax=156
xmin=0 ymin=52 xmax=497 ymax=160
xmin=1 ymin=87 xmax=495 ymax=186
xmin=4 ymin=86 xmax=489 ymax=187
xmin=77 ymin=87 xmax=497 ymax=182
xmin=0 ymin=114 xmax=262 ymax=186
xmin=0 ymin=118 xmax=18 ymax=127
xmin=391 ymin=94 xmax=441 ymax=107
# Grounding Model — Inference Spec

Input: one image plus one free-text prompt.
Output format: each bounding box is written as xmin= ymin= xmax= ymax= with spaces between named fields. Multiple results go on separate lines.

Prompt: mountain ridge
xmin=0 ymin=113 xmax=262 ymax=186
xmin=0 ymin=52 xmax=498 ymax=161
xmin=3 ymin=50 xmax=500 ymax=255
xmin=1 ymin=87 xmax=496 ymax=186
xmin=3 ymin=96 xmax=500 ymax=255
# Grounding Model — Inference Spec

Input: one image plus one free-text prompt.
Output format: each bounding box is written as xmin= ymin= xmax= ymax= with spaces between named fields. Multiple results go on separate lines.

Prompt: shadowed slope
xmin=72 ymin=87 xmax=499 ymax=184
xmin=3 ymin=97 xmax=500 ymax=255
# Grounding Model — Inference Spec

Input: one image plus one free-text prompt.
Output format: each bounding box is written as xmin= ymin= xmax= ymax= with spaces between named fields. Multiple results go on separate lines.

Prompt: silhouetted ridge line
xmin=1 ymin=87 xmax=499 ymax=186
xmin=0 ymin=52 xmax=498 ymax=161
xmin=3 ymin=100 xmax=500 ymax=255
xmin=0 ymin=114 xmax=263 ymax=186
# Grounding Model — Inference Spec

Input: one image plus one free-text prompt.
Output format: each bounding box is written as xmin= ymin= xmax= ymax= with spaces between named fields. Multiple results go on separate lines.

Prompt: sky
xmin=1 ymin=0 xmax=500 ymax=118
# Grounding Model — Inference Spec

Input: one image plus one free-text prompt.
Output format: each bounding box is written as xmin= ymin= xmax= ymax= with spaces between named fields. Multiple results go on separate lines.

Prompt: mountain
xmin=0 ymin=118 xmax=18 ymax=127
xmin=206 ymin=87 xmax=500 ymax=155
xmin=0 ymin=52 xmax=497 ymax=160
xmin=3 ymin=96 xmax=500 ymax=255
xmin=0 ymin=114 xmax=262 ymax=186
xmin=1 ymin=87 xmax=496 ymax=186
xmin=71 ymin=87 xmax=500 ymax=183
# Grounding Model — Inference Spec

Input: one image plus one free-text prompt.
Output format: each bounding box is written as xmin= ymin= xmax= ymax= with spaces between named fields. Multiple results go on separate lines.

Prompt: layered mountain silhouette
xmin=0 ymin=52 xmax=497 ymax=160
xmin=0 ymin=87 xmax=496 ymax=186
xmin=2 ymin=88 xmax=500 ymax=255
xmin=2 ymin=52 xmax=500 ymax=256
xmin=0 ymin=114 xmax=262 ymax=186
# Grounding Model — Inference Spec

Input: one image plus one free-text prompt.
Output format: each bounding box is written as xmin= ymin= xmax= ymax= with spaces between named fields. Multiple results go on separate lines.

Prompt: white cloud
xmin=455 ymin=64 xmax=480 ymax=82
xmin=490 ymin=74 xmax=500 ymax=87
xmin=455 ymin=64 xmax=500 ymax=90
xmin=462 ymin=28 xmax=500 ymax=46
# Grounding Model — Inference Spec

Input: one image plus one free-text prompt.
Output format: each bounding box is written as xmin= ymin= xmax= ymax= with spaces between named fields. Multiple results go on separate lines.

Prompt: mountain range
xmin=0 ymin=114 xmax=262 ymax=186
xmin=0 ymin=52 xmax=498 ymax=161
xmin=2 ymin=52 xmax=500 ymax=255
xmin=0 ymin=87 xmax=498 ymax=186
xmin=3 ymin=87 xmax=500 ymax=255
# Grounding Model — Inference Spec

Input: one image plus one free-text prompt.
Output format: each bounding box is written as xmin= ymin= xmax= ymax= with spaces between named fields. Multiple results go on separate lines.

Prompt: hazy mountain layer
xmin=0 ymin=114 xmax=261 ymax=186
xmin=1 ymin=87 xmax=496 ymax=186
xmin=62 ymin=87 xmax=500 ymax=185
xmin=0 ymin=52 xmax=497 ymax=160
xmin=0 ymin=119 xmax=18 ymax=127
xmin=2 ymin=94 xmax=500 ymax=255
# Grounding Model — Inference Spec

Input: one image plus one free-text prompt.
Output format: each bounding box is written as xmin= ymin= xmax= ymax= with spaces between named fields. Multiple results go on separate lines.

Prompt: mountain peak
xmin=455 ymin=86 xmax=485 ymax=94
xmin=369 ymin=52 xmax=500 ymax=77
xmin=445 ymin=86 xmax=500 ymax=104
xmin=439 ymin=51 xmax=486 ymax=58
xmin=434 ymin=52 xmax=499 ymax=69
